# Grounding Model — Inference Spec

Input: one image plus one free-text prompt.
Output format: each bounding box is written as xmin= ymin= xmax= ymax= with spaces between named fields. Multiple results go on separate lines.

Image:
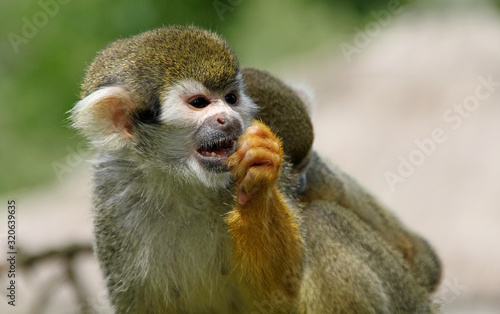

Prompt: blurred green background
xmin=0 ymin=0 xmax=496 ymax=194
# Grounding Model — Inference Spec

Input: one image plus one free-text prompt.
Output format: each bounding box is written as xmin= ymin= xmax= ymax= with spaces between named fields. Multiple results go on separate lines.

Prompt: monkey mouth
xmin=195 ymin=137 xmax=237 ymax=172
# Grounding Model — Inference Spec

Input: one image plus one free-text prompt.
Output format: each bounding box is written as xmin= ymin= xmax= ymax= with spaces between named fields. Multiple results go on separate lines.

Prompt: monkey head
xmin=70 ymin=26 xmax=257 ymax=187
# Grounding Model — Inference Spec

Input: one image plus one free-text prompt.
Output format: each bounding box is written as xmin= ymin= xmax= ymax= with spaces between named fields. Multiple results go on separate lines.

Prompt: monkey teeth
xmin=199 ymin=151 xmax=223 ymax=158
xmin=196 ymin=139 xmax=235 ymax=159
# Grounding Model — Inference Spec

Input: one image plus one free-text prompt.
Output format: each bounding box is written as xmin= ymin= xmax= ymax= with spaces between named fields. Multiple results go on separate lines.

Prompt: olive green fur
xmin=82 ymin=26 xmax=239 ymax=109
xmin=243 ymin=68 xmax=313 ymax=170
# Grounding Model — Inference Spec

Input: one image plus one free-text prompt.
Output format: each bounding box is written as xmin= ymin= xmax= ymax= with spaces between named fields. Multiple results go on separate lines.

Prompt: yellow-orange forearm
xmin=226 ymin=121 xmax=303 ymax=310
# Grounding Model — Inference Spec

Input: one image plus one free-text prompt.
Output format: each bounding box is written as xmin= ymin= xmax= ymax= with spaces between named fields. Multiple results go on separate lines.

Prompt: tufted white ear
xmin=70 ymin=86 xmax=136 ymax=150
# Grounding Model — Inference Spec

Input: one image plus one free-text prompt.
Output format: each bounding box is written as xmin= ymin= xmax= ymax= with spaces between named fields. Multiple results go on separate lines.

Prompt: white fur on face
xmin=153 ymin=78 xmax=257 ymax=188
xmin=160 ymin=78 xmax=256 ymax=129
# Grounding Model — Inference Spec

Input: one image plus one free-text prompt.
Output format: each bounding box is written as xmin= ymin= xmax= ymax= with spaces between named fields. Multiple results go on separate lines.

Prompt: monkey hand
xmin=228 ymin=120 xmax=283 ymax=208
xmin=226 ymin=121 xmax=302 ymax=309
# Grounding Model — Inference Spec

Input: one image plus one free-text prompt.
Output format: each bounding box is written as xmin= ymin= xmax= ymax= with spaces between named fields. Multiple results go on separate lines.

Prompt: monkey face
xmin=71 ymin=26 xmax=258 ymax=187
xmin=71 ymin=77 xmax=256 ymax=188
xmin=153 ymin=78 xmax=256 ymax=177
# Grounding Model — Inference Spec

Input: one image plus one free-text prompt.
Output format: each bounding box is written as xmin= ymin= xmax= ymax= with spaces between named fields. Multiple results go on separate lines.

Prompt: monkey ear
xmin=70 ymin=86 xmax=136 ymax=150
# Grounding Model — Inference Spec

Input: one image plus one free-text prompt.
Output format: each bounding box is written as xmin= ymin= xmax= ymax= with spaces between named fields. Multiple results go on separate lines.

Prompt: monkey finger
xmin=229 ymin=140 xmax=280 ymax=178
xmin=239 ymin=166 xmax=275 ymax=192
xmin=239 ymin=148 xmax=281 ymax=183
xmin=237 ymin=135 xmax=281 ymax=156
xmin=241 ymin=147 xmax=281 ymax=170
xmin=227 ymin=152 xmax=243 ymax=173
xmin=236 ymin=174 xmax=269 ymax=207
xmin=229 ymin=148 xmax=280 ymax=185
xmin=245 ymin=120 xmax=275 ymax=139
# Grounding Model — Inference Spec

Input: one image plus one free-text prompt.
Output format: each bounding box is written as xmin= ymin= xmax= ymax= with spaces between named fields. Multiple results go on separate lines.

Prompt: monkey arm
xmin=225 ymin=121 xmax=304 ymax=310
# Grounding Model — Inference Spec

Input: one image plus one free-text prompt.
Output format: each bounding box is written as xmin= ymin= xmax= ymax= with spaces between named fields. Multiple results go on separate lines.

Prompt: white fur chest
xmin=125 ymin=185 xmax=241 ymax=312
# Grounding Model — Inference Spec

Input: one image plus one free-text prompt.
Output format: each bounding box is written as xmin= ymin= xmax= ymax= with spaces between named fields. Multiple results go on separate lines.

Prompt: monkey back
xmin=243 ymin=68 xmax=314 ymax=171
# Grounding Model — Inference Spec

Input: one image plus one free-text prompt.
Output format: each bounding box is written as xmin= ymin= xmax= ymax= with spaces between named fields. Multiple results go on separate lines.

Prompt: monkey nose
xmin=205 ymin=113 xmax=242 ymax=134
xmin=217 ymin=116 xmax=226 ymax=125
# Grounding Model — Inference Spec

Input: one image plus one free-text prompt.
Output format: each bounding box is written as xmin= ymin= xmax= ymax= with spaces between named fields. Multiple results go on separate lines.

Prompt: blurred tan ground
xmin=2 ymin=7 xmax=500 ymax=314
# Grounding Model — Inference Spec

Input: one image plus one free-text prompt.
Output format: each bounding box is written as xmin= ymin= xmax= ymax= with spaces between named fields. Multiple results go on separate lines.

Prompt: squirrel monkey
xmin=71 ymin=26 xmax=440 ymax=313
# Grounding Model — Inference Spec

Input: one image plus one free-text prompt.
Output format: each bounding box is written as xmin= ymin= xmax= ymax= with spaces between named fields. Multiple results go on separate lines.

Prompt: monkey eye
xmin=189 ymin=97 xmax=209 ymax=108
xmin=225 ymin=93 xmax=237 ymax=105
